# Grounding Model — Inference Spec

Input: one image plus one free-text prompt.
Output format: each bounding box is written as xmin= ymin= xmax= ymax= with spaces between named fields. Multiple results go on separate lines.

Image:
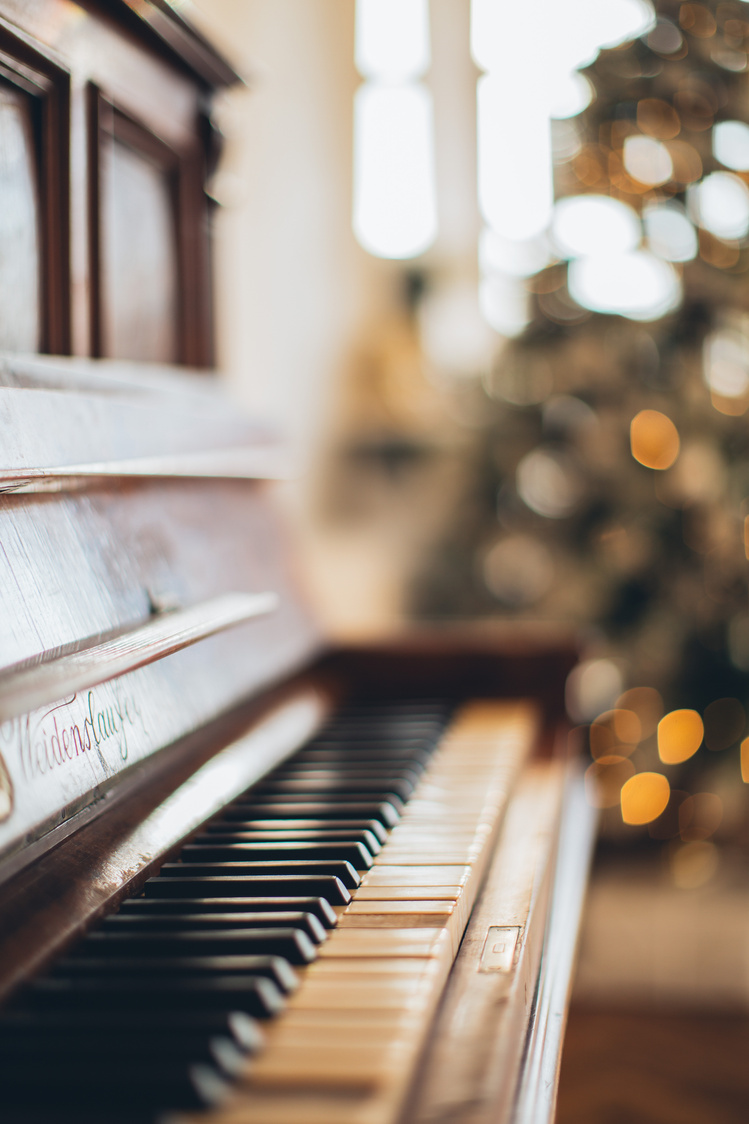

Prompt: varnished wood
xmin=0 ymin=15 xmax=70 ymax=354
xmin=0 ymin=0 xmax=237 ymax=362
xmin=0 ymin=590 xmax=278 ymax=722
xmin=0 ymin=354 xmax=289 ymax=488
xmin=0 ymin=676 xmax=333 ymax=1004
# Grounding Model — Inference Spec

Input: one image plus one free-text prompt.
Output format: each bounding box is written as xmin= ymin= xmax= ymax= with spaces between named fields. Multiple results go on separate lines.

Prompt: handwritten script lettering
xmin=1 ymin=689 xmax=145 ymax=783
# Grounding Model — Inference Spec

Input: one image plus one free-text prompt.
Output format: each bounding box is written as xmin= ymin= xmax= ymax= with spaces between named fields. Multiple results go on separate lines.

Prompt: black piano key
xmin=179 ymin=840 xmax=374 ymax=870
xmin=144 ymin=875 xmax=351 ymax=906
xmin=307 ymin=733 xmax=439 ymax=749
xmin=26 ymin=974 xmax=285 ymax=1018
xmin=276 ymin=759 xmax=422 ymax=777
xmin=77 ymin=926 xmax=317 ymax=964
xmin=0 ymin=1030 xmax=247 ymax=1075
xmin=52 ymin=954 xmax=298 ymax=993
xmin=253 ymin=777 xmax=414 ymax=801
xmin=222 ymin=800 xmax=401 ymax=827
xmin=0 ymin=1059 xmax=231 ymax=1111
xmin=159 ymin=859 xmax=361 ymax=891
xmin=194 ymin=827 xmax=382 ymax=855
xmin=100 ymin=909 xmax=327 ymax=944
xmin=119 ymin=894 xmax=338 ymax=928
xmin=293 ymin=746 xmax=432 ymax=762
xmin=205 ymin=817 xmax=388 ymax=844
xmin=270 ymin=769 xmax=421 ymax=792
xmin=0 ymin=1009 xmax=264 ymax=1052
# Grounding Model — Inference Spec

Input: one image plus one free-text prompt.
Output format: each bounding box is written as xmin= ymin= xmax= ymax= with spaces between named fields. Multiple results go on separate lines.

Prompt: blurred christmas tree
xmin=411 ymin=0 xmax=749 ymax=872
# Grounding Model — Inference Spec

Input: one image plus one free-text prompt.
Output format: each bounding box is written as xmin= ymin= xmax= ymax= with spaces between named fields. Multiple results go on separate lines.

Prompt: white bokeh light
xmin=566 ymin=659 xmax=624 ymax=724
xmin=703 ymin=330 xmax=749 ymax=398
xmin=516 ymin=448 xmax=581 ymax=517
xmin=713 ymin=120 xmax=749 ymax=172
xmin=623 ymin=135 xmax=673 ymax=185
xmin=353 ymin=84 xmax=437 ymax=260
xmin=550 ymin=72 xmax=593 ymax=119
xmin=568 ymin=251 xmax=681 ymax=321
xmin=479 ymin=0 xmax=656 ymax=76
xmin=643 ymin=203 xmax=698 ymax=262
xmin=477 ymin=72 xmax=553 ymax=242
xmin=688 ymin=172 xmax=749 ymax=241
xmin=479 ymin=273 xmax=530 ymax=337
xmin=552 ymin=194 xmax=641 ymax=258
xmin=479 ymin=227 xmax=552 ymax=278
xmin=355 ymin=0 xmax=430 ymax=80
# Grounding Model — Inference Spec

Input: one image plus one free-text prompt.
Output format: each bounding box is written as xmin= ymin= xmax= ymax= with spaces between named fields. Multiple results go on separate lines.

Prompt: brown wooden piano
xmin=0 ymin=2 xmax=596 ymax=1121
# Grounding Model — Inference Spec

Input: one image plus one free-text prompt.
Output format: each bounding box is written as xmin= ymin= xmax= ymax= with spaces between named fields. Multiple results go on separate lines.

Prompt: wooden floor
xmin=556 ymin=1006 xmax=749 ymax=1124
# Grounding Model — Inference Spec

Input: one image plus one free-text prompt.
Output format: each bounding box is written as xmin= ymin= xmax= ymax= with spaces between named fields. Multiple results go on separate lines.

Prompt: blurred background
xmin=184 ymin=0 xmax=749 ymax=1118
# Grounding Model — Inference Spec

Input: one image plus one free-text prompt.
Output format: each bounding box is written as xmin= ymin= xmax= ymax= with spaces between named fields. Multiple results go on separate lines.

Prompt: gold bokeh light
xmin=621 ymin=772 xmax=671 ymax=824
xmin=740 ymin=737 xmax=749 ymax=782
xmin=658 ymin=708 xmax=704 ymax=764
xmin=630 ymin=409 xmax=680 ymax=470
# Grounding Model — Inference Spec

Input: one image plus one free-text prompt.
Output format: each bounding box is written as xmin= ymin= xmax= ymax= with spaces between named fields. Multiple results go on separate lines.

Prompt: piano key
xmin=77 ymin=927 xmax=318 ymax=964
xmin=54 ymin=953 xmax=299 ymax=992
xmin=338 ymin=900 xmax=457 ymax=927
xmin=100 ymin=910 xmax=327 ymax=944
xmin=180 ymin=840 xmax=374 ymax=870
xmin=159 ymin=859 xmax=361 ymax=890
xmin=362 ymin=865 xmax=470 ymax=886
xmin=296 ymin=957 xmax=443 ymax=978
xmin=0 ymin=1009 xmax=264 ymax=1052
xmin=284 ymin=979 xmax=439 ymax=1012
xmin=317 ymin=928 xmax=452 ymax=960
xmin=0 ymin=1061 xmax=233 ymax=1111
xmin=253 ymin=778 xmax=414 ymax=801
xmin=224 ymin=800 xmax=402 ymax=827
xmin=26 ymin=975 xmax=286 ymax=1017
xmin=205 ymin=817 xmax=388 ymax=844
xmin=259 ymin=1008 xmax=422 ymax=1034
xmin=273 ymin=766 xmax=422 ymax=785
xmin=308 ymin=731 xmax=441 ymax=747
xmin=290 ymin=749 xmax=431 ymax=766
xmin=119 ymin=895 xmax=338 ymax=928
xmin=144 ymin=876 xmax=352 ymax=907
xmin=354 ymin=884 xmax=464 ymax=901
xmin=195 ymin=828 xmax=383 ymax=854
xmin=241 ymin=1047 xmax=399 ymax=1093
xmin=0 ymin=1030 xmax=248 ymax=1074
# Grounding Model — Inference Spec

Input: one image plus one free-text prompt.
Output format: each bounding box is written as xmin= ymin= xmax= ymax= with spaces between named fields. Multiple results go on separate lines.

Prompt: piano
xmin=0 ymin=2 xmax=596 ymax=1121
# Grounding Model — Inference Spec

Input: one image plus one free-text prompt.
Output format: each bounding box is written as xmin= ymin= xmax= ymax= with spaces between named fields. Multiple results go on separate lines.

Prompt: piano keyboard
xmin=0 ymin=698 xmax=538 ymax=1124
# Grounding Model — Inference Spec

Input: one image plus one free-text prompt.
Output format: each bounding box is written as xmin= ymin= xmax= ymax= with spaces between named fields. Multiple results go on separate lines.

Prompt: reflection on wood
xmin=103 ymin=137 xmax=178 ymax=362
xmin=0 ymin=84 xmax=39 ymax=351
xmin=0 ymin=355 xmax=289 ymax=487
xmin=0 ymin=591 xmax=279 ymax=723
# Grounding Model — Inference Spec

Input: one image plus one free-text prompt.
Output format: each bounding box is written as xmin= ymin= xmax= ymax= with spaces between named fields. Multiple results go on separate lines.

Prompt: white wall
xmin=185 ymin=0 xmax=394 ymax=464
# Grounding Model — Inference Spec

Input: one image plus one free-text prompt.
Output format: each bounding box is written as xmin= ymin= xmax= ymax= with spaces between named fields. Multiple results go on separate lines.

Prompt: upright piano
xmin=0 ymin=2 xmax=596 ymax=1121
